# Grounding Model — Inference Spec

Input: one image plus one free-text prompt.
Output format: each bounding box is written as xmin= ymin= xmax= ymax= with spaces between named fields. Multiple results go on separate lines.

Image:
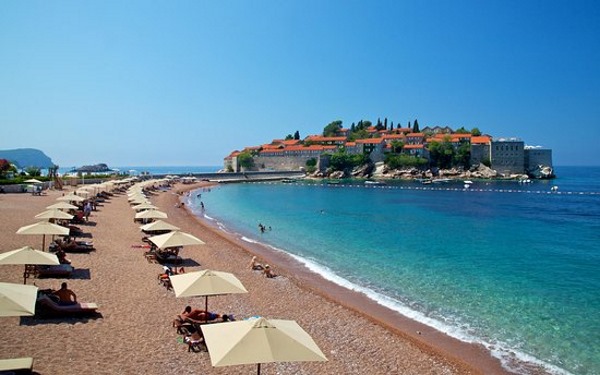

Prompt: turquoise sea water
xmin=186 ymin=166 xmax=600 ymax=375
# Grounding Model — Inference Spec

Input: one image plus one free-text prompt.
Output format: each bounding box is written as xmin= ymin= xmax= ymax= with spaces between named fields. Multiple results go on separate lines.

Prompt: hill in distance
xmin=0 ymin=148 xmax=55 ymax=169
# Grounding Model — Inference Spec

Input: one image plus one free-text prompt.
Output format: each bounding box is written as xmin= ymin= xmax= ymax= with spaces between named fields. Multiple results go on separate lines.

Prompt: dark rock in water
xmin=528 ymin=165 xmax=555 ymax=179
xmin=0 ymin=148 xmax=55 ymax=169
xmin=75 ymin=163 xmax=112 ymax=173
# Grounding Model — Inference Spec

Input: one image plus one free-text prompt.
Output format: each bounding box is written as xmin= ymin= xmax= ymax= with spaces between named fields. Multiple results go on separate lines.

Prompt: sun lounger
xmin=35 ymin=264 xmax=74 ymax=279
xmin=0 ymin=357 xmax=34 ymax=374
xmin=36 ymin=294 xmax=99 ymax=317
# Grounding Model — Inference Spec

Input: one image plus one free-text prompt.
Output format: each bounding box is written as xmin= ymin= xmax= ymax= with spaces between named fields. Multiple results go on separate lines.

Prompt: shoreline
xmin=171 ymin=181 xmax=514 ymax=375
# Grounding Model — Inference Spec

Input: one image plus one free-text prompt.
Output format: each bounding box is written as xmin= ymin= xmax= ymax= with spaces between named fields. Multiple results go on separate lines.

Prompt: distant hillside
xmin=0 ymin=148 xmax=55 ymax=169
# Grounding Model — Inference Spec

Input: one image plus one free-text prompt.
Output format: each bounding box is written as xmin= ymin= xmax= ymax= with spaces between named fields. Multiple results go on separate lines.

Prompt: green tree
xmin=412 ymin=119 xmax=420 ymax=133
xmin=25 ymin=166 xmax=41 ymax=177
xmin=384 ymin=117 xmax=388 ymax=129
xmin=305 ymin=158 xmax=317 ymax=173
xmin=454 ymin=142 xmax=471 ymax=168
xmin=390 ymin=140 xmax=404 ymax=153
xmin=329 ymin=150 xmax=368 ymax=172
xmin=323 ymin=120 xmax=343 ymax=136
xmin=428 ymin=141 xmax=454 ymax=169
xmin=471 ymin=127 xmax=481 ymax=136
xmin=294 ymin=130 xmax=300 ymax=140
xmin=455 ymin=126 xmax=470 ymax=134
xmin=237 ymin=151 xmax=254 ymax=170
xmin=285 ymin=134 xmax=293 ymax=140
xmin=385 ymin=154 xmax=428 ymax=169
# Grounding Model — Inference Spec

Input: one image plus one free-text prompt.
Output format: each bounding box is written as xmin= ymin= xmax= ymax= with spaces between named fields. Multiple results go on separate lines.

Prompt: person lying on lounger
xmin=175 ymin=306 xmax=234 ymax=326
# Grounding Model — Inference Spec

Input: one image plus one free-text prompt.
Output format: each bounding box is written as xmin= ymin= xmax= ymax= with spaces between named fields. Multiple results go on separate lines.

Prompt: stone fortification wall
xmin=253 ymin=155 xmax=315 ymax=171
xmin=525 ymin=148 xmax=553 ymax=171
xmin=470 ymin=144 xmax=490 ymax=166
xmin=491 ymin=140 xmax=525 ymax=175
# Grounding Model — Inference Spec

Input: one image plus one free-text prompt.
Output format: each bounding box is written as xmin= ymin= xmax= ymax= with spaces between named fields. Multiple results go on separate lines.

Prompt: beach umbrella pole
xmin=205 ymin=295 xmax=209 ymax=323
xmin=257 ymin=363 xmax=261 ymax=375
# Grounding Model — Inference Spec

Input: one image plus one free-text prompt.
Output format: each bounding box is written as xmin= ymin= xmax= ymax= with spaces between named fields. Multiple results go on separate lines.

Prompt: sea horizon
xmin=183 ymin=165 xmax=600 ymax=375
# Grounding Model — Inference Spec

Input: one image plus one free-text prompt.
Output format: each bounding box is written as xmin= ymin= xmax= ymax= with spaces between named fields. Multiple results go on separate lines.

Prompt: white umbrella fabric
xmin=201 ymin=316 xmax=327 ymax=374
xmin=0 ymin=282 xmax=38 ymax=317
xmin=147 ymin=230 xmax=204 ymax=249
xmin=46 ymin=202 xmax=78 ymax=211
xmin=135 ymin=209 xmax=167 ymax=220
xmin=170 ymin=269 xmax=247 ymax=315
xmin=16 ymin=221 xmax=70 ymax=251
xmin=0 ymin=246 xmax=60 ymax=284
xmin=35 ymin=209 xmax=74 ymax=220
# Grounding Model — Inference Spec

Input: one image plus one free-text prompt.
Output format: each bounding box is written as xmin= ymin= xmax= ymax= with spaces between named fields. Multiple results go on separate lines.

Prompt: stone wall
xmin=470 ymin=144 xmax=490 ymax=166
xmin=525 ymin=148 xmax=553 ymax=171
xmin=491 ymin=140 xmax=525 ymax=175
xmin=253 ymin=155 xmax=316 ymax=172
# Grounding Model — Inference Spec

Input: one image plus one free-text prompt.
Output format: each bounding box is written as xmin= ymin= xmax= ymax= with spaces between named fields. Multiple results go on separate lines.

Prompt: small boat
xmin=364 ymin=180 xmax=385 ymax=186
xmin=326 ymin=180 xmax=340 ymax=185
xmin=432 ymin=178 xmax=453 ymax=184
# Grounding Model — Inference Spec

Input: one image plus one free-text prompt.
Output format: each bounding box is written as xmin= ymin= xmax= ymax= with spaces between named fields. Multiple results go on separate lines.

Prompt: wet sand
xmin=0 ymin=184 xmax=512 ymax=374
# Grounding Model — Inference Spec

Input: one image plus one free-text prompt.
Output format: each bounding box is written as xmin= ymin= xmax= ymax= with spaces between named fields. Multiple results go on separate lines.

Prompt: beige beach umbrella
xmin=139 ymin=220 xmax=180 ymax=233
xmin=170 ymin=269 xmax=247 ymax=315
xmin=35 ymin=209 xmax=74 ymax=220
xmin=23 ymin=179 xmax=43 ymax=184
xmin=135 ymin=209 xmax=168 ymax=220
xmin=147 ymin=230 xmax=204 ymax=249
xmin=0 ymin=246 xmax=60 ymax=284
xmin=56 ymin=194 xmax=85 ymax=203
xmin=201 ymin=316 xmax=327 ymax=374
xmin=0 ymin=282 xmax=38 ymax=316
xmin=16 ymin=221 xmax=70 ymax=251
xmin=75 ymin=189 xmax=92 ymax=197
xmin=132 ymin=202 xmax=158 ymax=211
xmin=46 ymin=202 xmax=78 ymax=211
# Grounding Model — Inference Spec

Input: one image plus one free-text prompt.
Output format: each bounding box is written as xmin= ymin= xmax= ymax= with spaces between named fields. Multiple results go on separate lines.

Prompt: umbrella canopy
xmin=147 ymin=230 xmax=204 ymax=249
xmin=16 ymin=221 xmax=70 ymax=236
xmin=0 ymin=246 xmax=60 ymax=284
xmin=0 ymin=246 xmax=59 ymax=266
xmin=170 ymin=269 xmax=247 ymax=314
xmin=35 ymin=209 xmax=74 ymax=220
xmin=24 ymin=179 xmax=43 ymax=184
xmin=75 ymin=189 xmax=92 ymax=197
xmin=46 ymin=202 xmax=78 ymax=210
xmin=56 ymin=194 xmax=85 ymax=202
xmin=139 ymin=220 xmax=180 ymax=233
xmin=202 ymin=316 xmax=327 ymax=373
xmin=0 ymin=282 xmax=38 ymax=317
xmin=16 ymin=221 xmax=70 ymax=251
xmin=135 ymin=209 xmax=168 ymax=220
xmin=132 ymin=202 xmax=158 ymax=211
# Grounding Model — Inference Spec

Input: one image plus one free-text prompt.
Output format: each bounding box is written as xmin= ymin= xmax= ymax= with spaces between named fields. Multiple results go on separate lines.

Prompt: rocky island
xmin=223 ymin=120 xmax=554 ymax=180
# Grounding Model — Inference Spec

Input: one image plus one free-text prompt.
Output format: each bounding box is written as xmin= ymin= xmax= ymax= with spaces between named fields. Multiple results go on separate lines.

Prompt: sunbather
xmin=53 ymin=282 xmax=77 ymax=305
xmin=250 ymin=256 xmax=264 ymax=270
xmin=56 ymin=249 xmax=71 ymax=265
xmin=175 ymin=306 xmax=234 ymax=326
xmin=264 ymin=264 xmax=277 ymax=278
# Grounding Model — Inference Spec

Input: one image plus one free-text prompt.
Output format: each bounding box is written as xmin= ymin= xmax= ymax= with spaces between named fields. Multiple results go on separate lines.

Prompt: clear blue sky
xmin=1 ymin=0 xmax=598 ymax=167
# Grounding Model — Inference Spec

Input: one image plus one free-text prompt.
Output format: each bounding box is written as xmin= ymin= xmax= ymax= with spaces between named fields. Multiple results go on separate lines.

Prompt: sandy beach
xmin=0 ymin=183 xmax=511 ymax=374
